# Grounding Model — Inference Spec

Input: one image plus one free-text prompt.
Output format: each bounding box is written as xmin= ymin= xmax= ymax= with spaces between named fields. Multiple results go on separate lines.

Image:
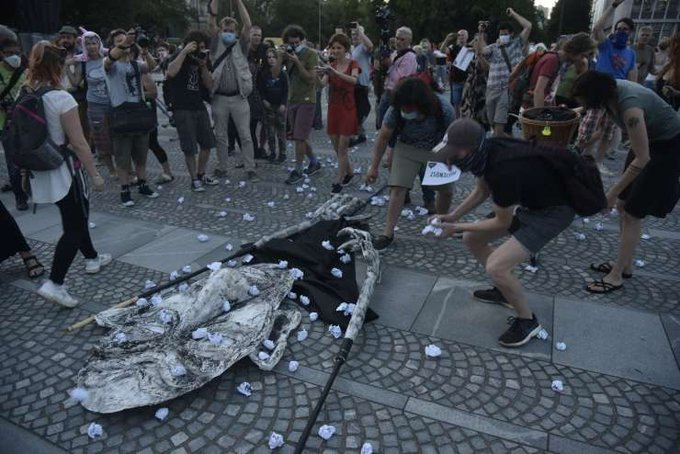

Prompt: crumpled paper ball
xmin=197 ymin=234 xmax=209 ymax=242
xmin=182 ymin=265 xmax=192 ymax=274
xmin=309 ymin=312 xmax=319 ymax=322
xmin=290 ymin=268 xmax=304 ymax=280
xmin=192 ymin=327 xmax=209 ymax=340
xmin=361 ymin=442 xmax=374 ymax=454
xmin=551 ymin=380 xmax=564 ymax=392
xmin=328 ymin=325 xmax=342 ymax=339
xmin=258 ymin=351 xmax=270 ymax=361
xmin=170 ymin=364 xmax=186 ymax=377
xmin=237 ymin=382 xmax=252 ymax=396
xmin=87 ymin=422 xmax=103 ymax=439
xmin=340 ymin=254 xmax=352 ymax=264
xmin=425 ymin=344 xmax=442 ymax=358
xmin=249 ymin=285 xmax=261 ymax=296
xmin=277 ymin=260 xmax=288 ymax=269
xmin=330 ymin=268 xmax=343 ymax=278
xmin=268 ymin=432 xmax=284 ymax=449
xmin=322 ymin=240 xmax=334 ymax=250
xmin=555 ymin=342 xmax=567 ymax=351
xmin=155 ymin=407 xmax=169 ymax=421
xmin=288 ymin=360 xmax=299 ymax=372
xmin=222 ymin=301 xmax=231 ymax=312
xmin=297 ymin=329 xmax=308 ymax=342
xmin=208 ymin=332 xmax=223 ymax=345
xmin=318 ymin=424 xmax=336 ymax=440
xmin=69 ymin=387 xmax=89 ymax=403
xmin=263 ymin=339 xmax=275 ymax=350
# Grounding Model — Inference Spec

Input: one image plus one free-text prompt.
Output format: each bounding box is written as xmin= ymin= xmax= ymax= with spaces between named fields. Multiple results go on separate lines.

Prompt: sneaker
xmin=213 ymin=169 xmax=228 ymax=177
xmin=285 ymin=170 xmax=303 ymax=185
xmin=349 ymin=135 xmax=367 ymax=147
xmin=121 ymin=189 xmax=135 ymax=207
xmin=341 ymin=174 xmax=355 ymax=186
xmin=597 ymin=163 xmax=614 ymax=176
xmin=16 ymin=199 xmax=29 ymax=211
xmin=191 ymin=179 xmax=205 ymax=192
xmin=85 ymin=253 xmax=112 ymax=274
xmin=498 ymin=314 xmax=542 ymax=348
xmin=37 ymin=280 xmax=78 ymax=308
xmin=373 ymin=235 xmax=393 ymax=250
xmin=473 ymin=287 xmax=513 ymax=309
xmin=247 ymin=171 xmax=261 ymax=182
xmin=303 ymin=160 xmax=322 ymax=176
xmin=155 ymin=174 xmax=174 ymax=184
xmin=331 ymin=183 xmax=343 ymax=194
xmin=201 ymin=174 xmax=219 ymax=186
xmin=138 ymin=181 xmax=159 ymax=198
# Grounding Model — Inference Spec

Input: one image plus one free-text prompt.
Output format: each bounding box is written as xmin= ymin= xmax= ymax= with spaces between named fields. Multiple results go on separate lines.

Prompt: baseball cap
xmin=432 ymin=118 xmax=485 ymax=156
xmin=59 ymin=25 xmax=78 ymax=36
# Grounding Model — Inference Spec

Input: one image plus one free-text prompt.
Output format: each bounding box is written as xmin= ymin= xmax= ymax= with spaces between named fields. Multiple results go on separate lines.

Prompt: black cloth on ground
xmin=250 ymin=218 xmax=379 ymax=330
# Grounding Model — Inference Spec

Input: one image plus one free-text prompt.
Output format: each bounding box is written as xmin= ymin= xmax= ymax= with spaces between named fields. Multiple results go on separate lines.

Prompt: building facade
xmin=592 ymin=0 xmax=680 ymax=41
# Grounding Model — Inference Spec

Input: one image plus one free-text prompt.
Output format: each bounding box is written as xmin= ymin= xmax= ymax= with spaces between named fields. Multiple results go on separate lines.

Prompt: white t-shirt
xmin=31 ymin=89 xmax=77 ymax=204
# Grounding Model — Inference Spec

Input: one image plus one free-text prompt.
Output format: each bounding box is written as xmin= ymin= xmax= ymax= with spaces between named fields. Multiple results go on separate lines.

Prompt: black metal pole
xmin=294 ymin=338 xmax=353 ymax=453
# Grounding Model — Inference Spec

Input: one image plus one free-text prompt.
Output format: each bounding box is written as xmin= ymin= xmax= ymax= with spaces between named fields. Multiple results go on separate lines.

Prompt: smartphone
xmin=349 ymin=22 xmax=358 ymax=29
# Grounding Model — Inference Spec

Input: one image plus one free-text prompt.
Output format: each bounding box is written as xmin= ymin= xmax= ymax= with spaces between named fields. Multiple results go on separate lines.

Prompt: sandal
xmin=22 ymin=255 xmax=45 ymax=279
xmin=586 ymin=279 xmax=623 ymax=294
xmin=590 ymin=262 xmax=633 ymax=279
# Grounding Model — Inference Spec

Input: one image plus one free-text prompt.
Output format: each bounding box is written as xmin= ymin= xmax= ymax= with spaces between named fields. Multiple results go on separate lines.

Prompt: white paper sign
xmin=453 ymin=47 xmax=474 ymax=72
xmin=422 ymin=161 xmax=461 ymax=186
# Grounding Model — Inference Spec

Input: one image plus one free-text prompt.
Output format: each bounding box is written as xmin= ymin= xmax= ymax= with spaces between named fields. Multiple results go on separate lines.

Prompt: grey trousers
xmin=211 ymin=94 xmax=255 ymax=172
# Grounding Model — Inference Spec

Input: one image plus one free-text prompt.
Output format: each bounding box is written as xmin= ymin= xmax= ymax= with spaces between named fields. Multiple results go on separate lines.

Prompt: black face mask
xmin=452 ymin=135 xmax=488 ymax=176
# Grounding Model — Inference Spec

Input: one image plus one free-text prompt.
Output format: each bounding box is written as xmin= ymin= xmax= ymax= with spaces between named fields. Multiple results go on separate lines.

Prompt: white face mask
xmin=499 ymin=35 xmax=510 ymax=45
xmin=3 ymin=55 xmax=21 ymax=69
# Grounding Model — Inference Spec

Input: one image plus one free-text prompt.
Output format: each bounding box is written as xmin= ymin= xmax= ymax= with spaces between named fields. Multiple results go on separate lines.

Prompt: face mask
xmin=451 ymin=134 xmax=488 ymax=176
xmin=400 ymin=110 xmax=418 ymax=120
xmin=221 ymin=32 xmax=237 ymax=45
xmin=612 ymin=30 xmax=629 ymax=49
xmin=295 ymin=44 xmax=305 ymax=53
xmin=499 ymin=35 xmax=510 ymax=45
xmin=3 ymin=55 xmax=21 ymax=69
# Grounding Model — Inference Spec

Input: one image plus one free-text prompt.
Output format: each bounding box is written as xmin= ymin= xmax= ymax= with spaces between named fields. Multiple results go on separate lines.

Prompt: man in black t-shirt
xmin=430 ymin=119 xmax=575 ymax=348
xmin=166 ymin=30 xmax=218 ymax=192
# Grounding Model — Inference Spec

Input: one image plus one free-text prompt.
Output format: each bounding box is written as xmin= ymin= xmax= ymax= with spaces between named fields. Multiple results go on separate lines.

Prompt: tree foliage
xmin=545 ymin=0 xmax=593 ymax=43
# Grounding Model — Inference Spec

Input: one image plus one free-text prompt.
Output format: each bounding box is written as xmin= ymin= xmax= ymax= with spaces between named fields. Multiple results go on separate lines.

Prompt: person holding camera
xmin=104 ymin=28 xmax=159 ymax=207
xmin=281 ymin=24 xmax=322 ymax=185
xmin=207 ymin=0 xmax=260 ymax=182
xmin=350 ymin=22 xmax=373 ymax=147
xmin=317 ymin=33 xmax=360 ymax=194
xmin=474 ymin=9 xmax=532 ymax=137
xmin=166 ymin=30 xmax=218 ymax=192
xmin=442 ymin=29 xmax=470 ymax=119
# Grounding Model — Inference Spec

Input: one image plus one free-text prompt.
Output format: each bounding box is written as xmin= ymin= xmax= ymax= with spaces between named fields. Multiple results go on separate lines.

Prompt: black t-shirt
xmin=167 ymin=53 xmax=209 ymax=110
xmin=483 ymin=146 xmax=570 ymax=209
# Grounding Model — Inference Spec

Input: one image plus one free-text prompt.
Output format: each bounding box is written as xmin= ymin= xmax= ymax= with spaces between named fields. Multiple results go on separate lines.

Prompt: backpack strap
xmin=0 ymin=67 xmax=25 ymax=103
xmin=213 ymin=43 xmax=236 ymax=70
xmin=499 ymin=46 xmax=512 ymax=73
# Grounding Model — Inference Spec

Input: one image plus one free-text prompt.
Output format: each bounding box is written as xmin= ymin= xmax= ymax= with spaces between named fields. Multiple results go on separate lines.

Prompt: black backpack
xmin=489 ymin=137 xmax=607 ymax=216
xmin=4 ymin=86 xmax=69 ymax=171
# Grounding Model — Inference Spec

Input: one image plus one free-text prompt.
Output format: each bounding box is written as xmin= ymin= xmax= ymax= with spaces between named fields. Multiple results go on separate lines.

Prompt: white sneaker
xmin=85 ymin=253 xmax=112 ymax=274
xmin=37 ymin=280 xmax=78 ymax=308
xmin=598 ymin=163 xmax=614 ymax=176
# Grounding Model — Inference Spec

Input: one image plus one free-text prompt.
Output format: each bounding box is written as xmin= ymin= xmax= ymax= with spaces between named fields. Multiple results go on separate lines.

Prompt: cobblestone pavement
xmin=1 ymin=105 xmax=680 ymax=453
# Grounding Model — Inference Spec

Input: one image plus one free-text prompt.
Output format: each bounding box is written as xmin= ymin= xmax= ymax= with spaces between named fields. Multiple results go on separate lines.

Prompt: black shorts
xmin=618 ymin=135 xmax=680 ymax=219
xmin=174 ymin=108 xmax=216 ymax=155
xmin=508 ymin=205 xmax=575 ymax=255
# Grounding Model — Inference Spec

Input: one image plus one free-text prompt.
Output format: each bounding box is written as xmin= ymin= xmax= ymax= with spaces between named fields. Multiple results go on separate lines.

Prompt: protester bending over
xmin=365 ymin=77 xmax=454 ymax=250
xmin=430 ymin=119 xmax=577 ymax=347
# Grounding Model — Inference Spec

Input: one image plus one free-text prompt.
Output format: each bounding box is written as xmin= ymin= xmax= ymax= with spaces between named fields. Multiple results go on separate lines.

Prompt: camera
xmin=286 ymin=45 xmax=295 ymax=54
xmin=375 ymin=4 xmax=395 ymax=57
xmin=349 ymin=22 xmax=358 ymax=29
xmin=196 ymin=50 xmax=209 ymax=59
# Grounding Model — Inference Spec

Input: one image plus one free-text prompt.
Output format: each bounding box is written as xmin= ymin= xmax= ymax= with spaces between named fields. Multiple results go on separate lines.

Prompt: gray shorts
xmin=111 ymin=132 xmax=149 ymax=171
xmin=174 ymin=108 xmax=216 ymax=155
xmin=509 ymin=205 xmax=575 ymax=254
xmin=486 ymin=88 xmax=509 ymax=126
xmin=388 ymin=141 xmax=453 ymax=192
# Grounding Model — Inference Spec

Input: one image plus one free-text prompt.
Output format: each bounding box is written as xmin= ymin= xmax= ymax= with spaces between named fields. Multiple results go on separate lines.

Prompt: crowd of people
xmin=1 ymin=0 xmax=679 ymax=348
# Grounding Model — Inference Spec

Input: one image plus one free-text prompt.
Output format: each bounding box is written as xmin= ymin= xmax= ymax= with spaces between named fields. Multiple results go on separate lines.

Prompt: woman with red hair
xmin=657 ymin=33 xmax=680 ymax=111
xmin=24 ymin=41 xmax=110 ymax=308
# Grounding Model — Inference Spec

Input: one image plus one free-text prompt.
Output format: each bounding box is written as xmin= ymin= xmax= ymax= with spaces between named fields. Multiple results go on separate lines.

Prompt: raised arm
xmin=208 ymin=0 xmax=219 ymax=37
xmin=592 ymin=1 xmax=622 ymax=44
xmin=356 ymin=24 xmax=373 ymax=53
xmin=235 ymin=0 xmax=252 ymax=38
xmin=507 ymin=8 xmax=532 ymax=44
